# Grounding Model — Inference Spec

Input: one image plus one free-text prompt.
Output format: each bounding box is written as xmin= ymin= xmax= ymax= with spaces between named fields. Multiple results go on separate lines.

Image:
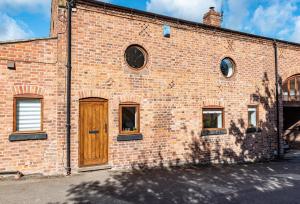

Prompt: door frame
xmin=78 ymin=97 xmax=109 ymax=167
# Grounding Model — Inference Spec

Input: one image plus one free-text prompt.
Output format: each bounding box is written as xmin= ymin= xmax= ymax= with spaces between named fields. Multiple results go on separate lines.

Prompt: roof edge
xmin=0 ymin=37 xmax=58 ymax=45
xmin=77 ymin=0 xmax=300 ymax=47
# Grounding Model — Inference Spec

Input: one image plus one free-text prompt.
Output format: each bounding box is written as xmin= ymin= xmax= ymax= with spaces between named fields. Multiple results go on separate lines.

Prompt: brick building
xmin=0 ymin=0 xmax=299 ymax=175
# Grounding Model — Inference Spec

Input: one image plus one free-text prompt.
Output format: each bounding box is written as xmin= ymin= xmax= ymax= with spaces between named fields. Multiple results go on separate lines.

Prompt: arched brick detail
xmin=282 ymin=71 xmax=300 ymax=82
xmin=118 ymin=94 xmax=142 ymax=104
xmin=202 ymin=99 xmax=225 ymax=107
xmin=12 ymin=85 xmax=45 ymax=96
xmin=78 ymin=89 xmax=110 ymax=100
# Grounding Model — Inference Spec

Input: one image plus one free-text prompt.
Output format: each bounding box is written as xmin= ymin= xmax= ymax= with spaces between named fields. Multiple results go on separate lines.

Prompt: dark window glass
xmin=120 ymin=104 xmax=140 ymax=134
xmin=220 ymin=58 xmax=235 ymax=78
xmin=125 ymin=45 xmax=146 ymax=69
xmin=203 ymin=109 xmax=223 ymax=129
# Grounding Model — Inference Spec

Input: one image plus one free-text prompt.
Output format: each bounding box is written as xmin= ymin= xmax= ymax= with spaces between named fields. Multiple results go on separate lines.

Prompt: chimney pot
xmin=203 ymin=7 xmax=222 ymax=27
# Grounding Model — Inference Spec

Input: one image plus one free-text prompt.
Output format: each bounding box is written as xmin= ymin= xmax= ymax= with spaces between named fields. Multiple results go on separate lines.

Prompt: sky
xmin=0 ymin=0 xmax=300 ymax=43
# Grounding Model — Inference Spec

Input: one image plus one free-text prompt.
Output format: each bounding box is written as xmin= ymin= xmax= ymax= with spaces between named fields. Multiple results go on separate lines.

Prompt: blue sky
xmin=1 ymin=0 xmax=300 ymax=43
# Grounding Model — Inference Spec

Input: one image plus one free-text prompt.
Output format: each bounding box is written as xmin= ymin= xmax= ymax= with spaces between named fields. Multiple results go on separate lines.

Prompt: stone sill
xmin=117 ymin=134 xmax=143 ymax=141
xmin=201 ymin=129 xmax=227 ymax=136
xmin=246 ymin=127 xmax=262 ymax=134
xmin=9 ymin=133 xmax=47 ymax=142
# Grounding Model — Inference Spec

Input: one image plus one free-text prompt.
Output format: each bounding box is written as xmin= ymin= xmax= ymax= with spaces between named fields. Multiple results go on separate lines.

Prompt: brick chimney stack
xmin=203 ymin=7 xmax=222 ymax=27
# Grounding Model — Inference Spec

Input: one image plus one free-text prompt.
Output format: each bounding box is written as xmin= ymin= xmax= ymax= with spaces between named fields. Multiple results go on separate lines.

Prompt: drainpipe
xmin=66 ymin=0 xmax=74 ymax=175
xmin=273 ymin=40 xmax=281 ymax=158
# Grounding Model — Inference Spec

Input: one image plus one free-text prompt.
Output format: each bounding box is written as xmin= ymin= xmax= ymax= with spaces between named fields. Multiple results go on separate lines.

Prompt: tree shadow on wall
xmin=184 ymin=72 xmax=280 ymax=165
xmin=60 ymin=73 xmax=292 ymax=204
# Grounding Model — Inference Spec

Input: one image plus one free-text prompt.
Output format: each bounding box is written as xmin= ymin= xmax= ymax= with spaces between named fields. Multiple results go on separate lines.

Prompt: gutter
xmin=273 ymin=41 xmax=281 ymax=158
xmin=66 ymin=0 xmax=74 ymax=176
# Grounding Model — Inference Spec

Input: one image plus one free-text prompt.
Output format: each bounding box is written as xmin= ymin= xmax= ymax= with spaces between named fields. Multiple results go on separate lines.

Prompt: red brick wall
xmin=0 ymin=38 xmax=59 ymax=175
xmin=1 ymin=1 xmax=300 ymax=175
xmin=65 ymin=3 xmax=300 ymax=170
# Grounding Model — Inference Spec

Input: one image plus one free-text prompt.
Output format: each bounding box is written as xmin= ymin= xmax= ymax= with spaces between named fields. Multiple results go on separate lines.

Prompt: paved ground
xmin=1 ymin=151 xmax=300 ymax=204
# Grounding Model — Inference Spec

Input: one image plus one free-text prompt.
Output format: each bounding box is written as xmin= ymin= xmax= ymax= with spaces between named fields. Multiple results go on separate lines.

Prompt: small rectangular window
xmin=248 ymin=106 xmax=258 ymax=128
xmin=297 ymin=77 xmax=300 ymax=100
xmin=14 ymin=97 xmax=42 ymax=132
xmin=119 ymin=104 xmax=140 ymax=135
xmin=203 ymin=108 xmax=224 ymax=129
xmin=290 ymin=78 xmax=296 ymax=98
xmin=283 ymin=82 xmax=289 ymax=101
xmin=163 ymin=25 xmax=171 ymax=38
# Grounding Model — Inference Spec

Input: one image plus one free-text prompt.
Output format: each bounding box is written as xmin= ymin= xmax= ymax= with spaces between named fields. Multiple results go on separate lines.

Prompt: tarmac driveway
xmin=1 ymin=151 xmax=300 ymax=204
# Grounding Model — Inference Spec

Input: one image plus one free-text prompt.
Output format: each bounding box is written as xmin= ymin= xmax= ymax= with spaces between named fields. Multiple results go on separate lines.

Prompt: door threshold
xmin=77 ymin=164 xmax=112 ymax=173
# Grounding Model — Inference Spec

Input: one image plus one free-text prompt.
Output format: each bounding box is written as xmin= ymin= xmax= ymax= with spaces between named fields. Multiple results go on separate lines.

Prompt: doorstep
xmin=77 ymin=164 xmax=112 ymax=173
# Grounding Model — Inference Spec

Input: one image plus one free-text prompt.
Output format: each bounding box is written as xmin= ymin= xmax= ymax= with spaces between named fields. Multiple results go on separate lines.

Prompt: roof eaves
xmin=0 ymin=37 xmax=58 ymax=45
xmin=78 ymin=0 xmax=300 ymax=47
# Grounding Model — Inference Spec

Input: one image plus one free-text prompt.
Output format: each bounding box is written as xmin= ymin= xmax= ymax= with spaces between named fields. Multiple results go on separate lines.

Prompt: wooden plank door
xmin=79 ymin=98 xmax=108 ymax=167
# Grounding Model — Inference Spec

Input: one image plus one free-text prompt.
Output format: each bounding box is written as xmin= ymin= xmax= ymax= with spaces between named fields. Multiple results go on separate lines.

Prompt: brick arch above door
xmin=78 ymin=90 xmax=110 ymax=101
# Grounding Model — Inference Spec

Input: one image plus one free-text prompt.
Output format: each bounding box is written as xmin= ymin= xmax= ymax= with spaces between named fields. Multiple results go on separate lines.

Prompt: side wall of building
xmin=65 ymin=3 xmax=296 ymax=170
xmin=0 ymin=38 xmax=60 ymax=175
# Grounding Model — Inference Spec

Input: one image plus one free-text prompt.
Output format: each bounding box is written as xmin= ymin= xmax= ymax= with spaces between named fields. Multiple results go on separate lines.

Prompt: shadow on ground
xmin=62 ymin=158 xmax=300 ymax=204
xmin=52 ymin=73 xmax=300 ymax=204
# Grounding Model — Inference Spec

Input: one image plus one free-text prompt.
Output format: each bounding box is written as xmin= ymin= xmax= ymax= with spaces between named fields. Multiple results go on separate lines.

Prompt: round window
xmin=125 ymin=45 xmax=147 ymax=69
xmin=220 ymin=58 xmax=235 ymax=78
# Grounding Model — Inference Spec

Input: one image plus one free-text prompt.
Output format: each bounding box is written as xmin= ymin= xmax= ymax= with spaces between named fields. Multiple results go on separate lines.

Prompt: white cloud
xmin=0 ymin=0 xmax=51 ymax=41
xmin=146 ymin=0 xmax=222 ymax=22
xmin=251 ymin=2 xmax=296 ymax=35
xmin=224 ymin=0 xmax=251 ymax=30
xmin=0 ymin=13 xmax=32 ymax=41
xmin=0 ymin=0 xmax=51 ymax=14
xmin=291 ymin=17 xmax=300 ymax=43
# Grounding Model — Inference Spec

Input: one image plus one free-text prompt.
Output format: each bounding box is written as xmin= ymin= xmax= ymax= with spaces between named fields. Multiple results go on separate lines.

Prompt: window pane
xmin=220 ymin=58 xmax=235 ymax=78
xmin=122 ymin=106 xmax=137 ymax=132
xmin=290 ymin=79 xmax=296 ymax=97
xmin=283 ymin=81 xmax=288 ymax=101
xmin=16 ymin=99 xmax=41 ymax=131
xmin=248 ymin=107 xmax=257 ymax=127
xmin=203 ymin=110 xmax=223 ymax=129
xmin=297 ymin=77 xmax=300 ymax=100
xmin=125 ymin=46 xmax=146 ymax=69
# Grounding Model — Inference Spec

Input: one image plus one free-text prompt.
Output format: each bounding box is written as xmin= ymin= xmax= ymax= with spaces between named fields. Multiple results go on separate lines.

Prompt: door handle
xmin=105 ymin=124 xmax=108 ymax=134
xmin=89 ymin=130 xmax=99 ymax=134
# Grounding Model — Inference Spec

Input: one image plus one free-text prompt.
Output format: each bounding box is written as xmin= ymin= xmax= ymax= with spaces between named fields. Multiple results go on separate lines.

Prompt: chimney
xmin=203 ymin=7 xmax=222 ymax=27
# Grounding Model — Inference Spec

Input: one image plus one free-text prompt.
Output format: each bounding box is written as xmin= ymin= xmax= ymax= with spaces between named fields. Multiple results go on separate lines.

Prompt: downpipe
xmin=273 ymin=41 xmax=281 ymax=159
xmin=66 ymin=0 xmax=74 ymax=176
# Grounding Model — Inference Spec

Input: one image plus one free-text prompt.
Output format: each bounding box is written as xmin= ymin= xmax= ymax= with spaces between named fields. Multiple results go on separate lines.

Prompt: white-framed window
xmin=248 ymin=106 xmax=258 ymax=128
xmin=14 ymin=95 xmax=43 ymax=132
xmin=203 ymin=108 xmax=224 ymax=129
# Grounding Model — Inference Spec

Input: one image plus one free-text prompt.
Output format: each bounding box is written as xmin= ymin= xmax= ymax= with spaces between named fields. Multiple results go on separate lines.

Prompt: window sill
xmin=201 ymin=129 xmax=227 ymax=136
xmin=9 ymin=132 xmax=47 ymax=142
xmin=117 ymin=134 xmax=143 ymax=141
xmin=246 ymin=127 xmax=262 ymax=134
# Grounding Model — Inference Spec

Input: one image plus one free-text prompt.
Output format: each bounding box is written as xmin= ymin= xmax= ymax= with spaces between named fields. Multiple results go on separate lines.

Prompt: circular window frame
xmin=124 ymin=45 xmax=148 ymax=71
xmin=220 ymin=57 xmax=236 ymax=78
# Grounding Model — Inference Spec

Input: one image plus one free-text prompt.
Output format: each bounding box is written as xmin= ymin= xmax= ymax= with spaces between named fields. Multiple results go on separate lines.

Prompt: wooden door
xmin=79 ymin=98 xmax=108 ymax=167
